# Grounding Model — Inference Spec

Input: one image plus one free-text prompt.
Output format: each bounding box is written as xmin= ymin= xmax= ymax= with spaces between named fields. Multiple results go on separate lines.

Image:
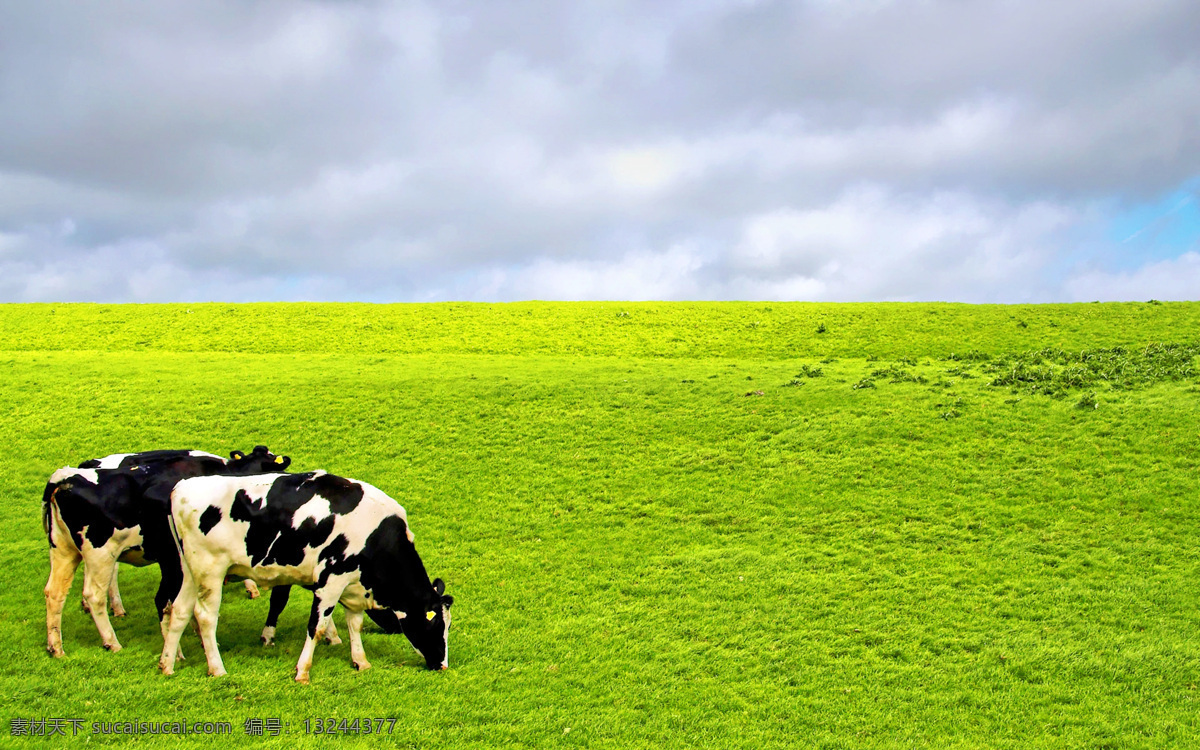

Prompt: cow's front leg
xmin=316 ymin=613 xmax=342 ymax=645
xmin=82 ymin=553 xmax=122 ymax=652
xmin=295 ymin=588 xmax=344 ymax=684
xmin=346 ymin=610 xmax=370 ymax=672
xmin=243 ymin=580 xmax=260 ymax=599
xmin=194 ymin=574 xmax=227 ymax=677
xmin=108 ymin=563 xmax=126 ymax=618
xmin=45 ymin=546 xmax=81 ymax=658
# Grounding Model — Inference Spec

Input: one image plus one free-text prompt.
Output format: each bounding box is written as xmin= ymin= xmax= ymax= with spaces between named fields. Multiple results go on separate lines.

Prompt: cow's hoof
xmin=323 ymin=634 xmax=342 ymax=646
xmin=208 ymin=667 xmax=227 ymax=678
xmin=47 ymin=646 xmax=65 ymax=659
xmin=159 ymin=662 xmax=174 ymax=676
xmin=103 ymin=642 xmax=123 ymax=653
xmin=353 ymin=660 xmax=372 ymax=672
xmin=295 ymin=672 xmax=310 ymax=684
xmin=112 ymin=610 xmax=127 ymax=618
xmin=261 ymin=637 xmax=275 ymax=647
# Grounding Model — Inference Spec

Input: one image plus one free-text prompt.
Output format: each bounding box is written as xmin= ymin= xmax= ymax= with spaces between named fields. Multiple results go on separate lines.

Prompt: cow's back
xmin=172 ymin=472 xmax=410 ymax=588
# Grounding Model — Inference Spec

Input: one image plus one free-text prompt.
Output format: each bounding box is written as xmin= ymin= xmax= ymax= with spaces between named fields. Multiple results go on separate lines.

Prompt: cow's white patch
xmin=94 ymin=454 xmax=134 ymax=469
xmin=239 ymin=480 xmax=276 ymax=507
xmin=188 ymin=450 xmax=224 ymax=461
xmin=260 ymin=531 xmax=284 ymax=562
xmin=50 ymin=467 xmax=97 ymax=485
xmin=442 ymin=608 xmax=451 ymax=669
xmin=293 ymin=497 xmax=332 ymax=528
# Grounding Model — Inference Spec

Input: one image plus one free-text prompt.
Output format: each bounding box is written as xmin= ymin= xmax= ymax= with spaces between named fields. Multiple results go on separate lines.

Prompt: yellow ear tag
xmin=275 ymin=455 xmax=284 ymax=463
xmin=426 ymin=611 xmax=436 ymax=621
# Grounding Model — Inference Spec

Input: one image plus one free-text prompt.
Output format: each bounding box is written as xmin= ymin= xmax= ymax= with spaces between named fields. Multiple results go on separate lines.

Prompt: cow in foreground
xmin=42 ymin=447 xmax=291 ymax=657
xmin=161 ymin=470 xmax=453 ymax=682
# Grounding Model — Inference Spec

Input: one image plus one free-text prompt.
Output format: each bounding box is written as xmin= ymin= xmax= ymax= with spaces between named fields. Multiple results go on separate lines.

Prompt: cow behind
xmin=42 ymin=446 xmax=290 ymax=657
xmin=161 ymin=471 xmax=453 ymax=682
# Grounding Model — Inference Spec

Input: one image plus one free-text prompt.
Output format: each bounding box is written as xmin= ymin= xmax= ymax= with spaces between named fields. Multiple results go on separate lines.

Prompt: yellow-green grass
xmin=1 ymin=302 xmax=1198 ymax=748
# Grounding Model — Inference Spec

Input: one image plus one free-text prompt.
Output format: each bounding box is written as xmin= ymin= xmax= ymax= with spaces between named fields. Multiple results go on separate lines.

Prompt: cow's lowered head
xmin=366 ymin=578 xmax=453 ymax=670
xmin=228 ymin=445 xmax=291 ymax=473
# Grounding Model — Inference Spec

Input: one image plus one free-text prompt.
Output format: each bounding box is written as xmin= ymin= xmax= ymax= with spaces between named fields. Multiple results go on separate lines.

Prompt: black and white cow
xmin=161 ymin=470 xmax=453 ymax=682
xmin=42 ymin=446 xmax=293 ymax=657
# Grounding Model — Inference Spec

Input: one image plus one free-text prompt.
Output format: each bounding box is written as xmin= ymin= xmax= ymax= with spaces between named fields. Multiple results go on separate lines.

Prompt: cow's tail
xmin=41 ymin=482 xmax=58 ymax=547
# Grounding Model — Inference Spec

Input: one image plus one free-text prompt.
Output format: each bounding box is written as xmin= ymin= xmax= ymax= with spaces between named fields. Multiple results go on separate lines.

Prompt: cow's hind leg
xmin=194 ymin=572 xmax=227 ymax=677
xmin=45 ymin=545 xmax=81 ymax=658
xmin=108 ymin=564 xmax=126 ymax=618
xmin=346 ymin=610 xmax=370 ymax=672
xmin=153 ymin=537 xmax=188 ymax=661
xmin=243 ymin=580 xmax=260 ymax=599
xmin=82 ymin=553 xmax=122 ymax=652
xmin=159 ymin=564 xmax=198 ymax=674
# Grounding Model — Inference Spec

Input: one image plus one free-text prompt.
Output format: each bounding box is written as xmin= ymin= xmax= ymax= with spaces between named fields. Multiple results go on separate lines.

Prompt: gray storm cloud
xmin=1 ymin=0 xmax=1198 ymax=302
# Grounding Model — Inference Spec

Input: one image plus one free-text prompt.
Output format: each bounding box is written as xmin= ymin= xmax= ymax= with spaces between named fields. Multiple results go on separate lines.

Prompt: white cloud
xmin=1 ymin=1 xmax=1198 ymax=302
xmin=458 ymin=244 xmax=709 ymax=301
xmin=722 ymin=187 xmax=1075 ymax=301
xmin=1064 ymin=252 xmax=1200 ymax=302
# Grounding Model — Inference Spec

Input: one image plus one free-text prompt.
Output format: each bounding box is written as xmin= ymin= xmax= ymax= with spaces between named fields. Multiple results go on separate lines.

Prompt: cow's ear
xmin=442 ymin=595 xmax=454 ymax=609
xmin=275 ymin=455 xmax=291 ymax=469
xmin=230 ymin=450 xmax=245 ymax=461
xmin=432 ymin=578 xmax=445 ymax=596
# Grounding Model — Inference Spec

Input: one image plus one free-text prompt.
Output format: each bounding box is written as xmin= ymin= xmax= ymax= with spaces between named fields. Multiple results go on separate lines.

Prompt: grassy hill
xmin=1 ymin=302 xmax=1197 ymax=748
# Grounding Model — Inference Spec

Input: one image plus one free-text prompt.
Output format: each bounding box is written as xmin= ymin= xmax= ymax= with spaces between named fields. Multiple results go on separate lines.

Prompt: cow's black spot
xmin=314 ymin=534 xmax=360 ymax=588
xmin=311 ymin=473 xmax=364 ymax=514
xmin=234 ymin=476 xmax=339 ymax=567
xmin=199 ymin=506 xmax=222 ymax=535
xmin=358 ymin=515 xmax=429 ymax=611
xmin=229 ymin=490 xmax=257 ymax=524
xmin=365 ymin=610 xmax=406 ymax=634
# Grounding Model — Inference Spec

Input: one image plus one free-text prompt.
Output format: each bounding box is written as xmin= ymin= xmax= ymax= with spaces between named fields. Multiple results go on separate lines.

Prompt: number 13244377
xmin=304 ymin=718 xmax=398 ymax=735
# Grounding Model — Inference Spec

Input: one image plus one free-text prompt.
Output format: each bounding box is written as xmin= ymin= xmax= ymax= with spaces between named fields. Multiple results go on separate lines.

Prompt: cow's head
xmin=228 ymin=445 xmax=291 ymax=473
xmin=399 ymin=578 xmax=454 ymax=670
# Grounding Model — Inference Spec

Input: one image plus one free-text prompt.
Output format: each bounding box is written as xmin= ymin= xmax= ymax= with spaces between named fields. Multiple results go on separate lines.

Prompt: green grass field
xmin=1 ymin=302 xmax=1198 ymax=748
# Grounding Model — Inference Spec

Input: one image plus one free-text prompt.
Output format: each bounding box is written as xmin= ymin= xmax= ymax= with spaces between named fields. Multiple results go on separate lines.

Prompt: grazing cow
xmin=161 ymin=470 xmax=453 ymax=682
xmin=42 ymin=446 xmax=292 ymax=657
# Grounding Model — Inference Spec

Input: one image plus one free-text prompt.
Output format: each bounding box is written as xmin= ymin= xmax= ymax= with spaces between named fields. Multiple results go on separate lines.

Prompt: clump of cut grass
xmin=985 ymin=342 xmax=1200 ymax=396
xmin=870 ymin=365 xmax=928 ymax=385
xmin=943 ymin=350 xmax=992 ymax=362
xmin=796 ymin=364 xmax=824 ymax=378
xmin=852 ymin=378 xmax=876 ymax=390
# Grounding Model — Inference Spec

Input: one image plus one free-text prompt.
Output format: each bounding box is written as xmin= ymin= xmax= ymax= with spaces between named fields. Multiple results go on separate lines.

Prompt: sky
xmin=1 ymin=0 xmax=1198 ymax=303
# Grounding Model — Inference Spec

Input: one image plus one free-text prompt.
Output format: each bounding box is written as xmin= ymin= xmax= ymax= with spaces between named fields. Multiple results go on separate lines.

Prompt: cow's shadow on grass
xmin=46 ymin=566 xmax=426 ymax=677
